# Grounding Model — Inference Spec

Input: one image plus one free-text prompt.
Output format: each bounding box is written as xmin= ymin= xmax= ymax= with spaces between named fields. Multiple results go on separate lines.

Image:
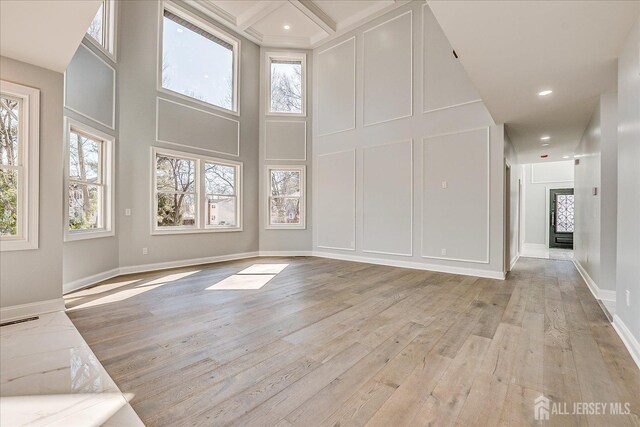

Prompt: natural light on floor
xmin=206 ymin=264 xmax=289 ymax=291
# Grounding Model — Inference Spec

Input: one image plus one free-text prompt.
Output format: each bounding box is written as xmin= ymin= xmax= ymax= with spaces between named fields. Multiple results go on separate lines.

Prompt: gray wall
xmin=116 ymin=0 xmax=259 ymax=269
xmin=63 ymin=35 xmax=120 ymax=287
xmin=259 ymin=47 xmax=313 ymax=253
xmin=522 ymin=162 xmax=574 ymax=247
xmin=312 ymin=2 xmax=505 ymax=277
xmin=0 ymin=57 xmax=64 ymax=307
xmin=573 ymin=92 xmax=618 ymax=294
xmin=574 ymin=105 xmax=601 ymax=286
xmin=615 ymin=17 xmax=640 ymax=350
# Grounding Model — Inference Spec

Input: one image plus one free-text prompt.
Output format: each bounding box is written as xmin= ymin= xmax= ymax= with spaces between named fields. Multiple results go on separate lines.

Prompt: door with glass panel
xmin=549 ymin=188 xmax=574 ymax=249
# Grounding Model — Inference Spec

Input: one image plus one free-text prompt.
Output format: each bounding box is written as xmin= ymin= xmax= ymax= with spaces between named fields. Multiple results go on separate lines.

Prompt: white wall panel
xmin=422 ymin=5 xmax=480 ymax=113
xmin=363 ymin=140 xmax=413 ymax=256
xmin=530 ymin=160 xmax=574 ymax=183
xmin=363 ymin=11 xmax=413 ymax=126
xmin=316 ymin=150 xmax=356 ymax=250
xmin=317 ymin=38 xmax=356 ymax=136
xmin=156 ymin=98 xmax=239 ymax=156
xmin=265 ymin=120 xmax=306 ymax=160
xmin=64 ymin=44 xmax=115 ymax=129
xmin=422 ymin=128 xmax=489 ymax=263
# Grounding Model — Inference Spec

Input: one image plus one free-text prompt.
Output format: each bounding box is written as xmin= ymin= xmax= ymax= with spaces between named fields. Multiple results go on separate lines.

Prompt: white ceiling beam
xmin=237 ymin=1 xmax=284 ymax=31
xmin=288 ymin=0 xmax=337 ymax=35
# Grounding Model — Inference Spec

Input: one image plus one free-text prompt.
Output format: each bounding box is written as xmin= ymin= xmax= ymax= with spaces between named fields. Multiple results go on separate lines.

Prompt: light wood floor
xmin=65 ymin=257 xmax=640 ymax=426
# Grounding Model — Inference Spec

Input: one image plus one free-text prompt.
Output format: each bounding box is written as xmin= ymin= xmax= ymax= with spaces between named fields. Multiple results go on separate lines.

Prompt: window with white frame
xmin=161 ymin=4 xmax=238 ymax=112
xmin=86 ymin=0 xmax=115 ymax=56
xmin=65 ymin=120 xmax=114 ymax=240
xmin=267 ymin=166 xmax=305 ymax=229
xmin=267 ymin=53 xmax=305 ymax=115
xmin=153 ymin=148 xmax=242 ymax=233
xmin=0 ymin=81 xmax=39 ymax=251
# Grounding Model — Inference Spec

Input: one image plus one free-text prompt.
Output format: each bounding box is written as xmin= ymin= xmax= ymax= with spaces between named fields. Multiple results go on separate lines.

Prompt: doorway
xmin=549 ymin=188 xmax=574 ymax=249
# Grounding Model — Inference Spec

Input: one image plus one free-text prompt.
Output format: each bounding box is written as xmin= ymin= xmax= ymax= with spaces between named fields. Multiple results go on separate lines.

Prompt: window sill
xmin=266 ymin=111 xmax=307 ymax=118
xmin=0 ymin=239 xmax=38 ymax=252
xmin=157 ymin=87 xmax=239 ymax=117
xmin=83 ymin=36 xmax=116 ymax=64
xmin=65 ymin=229 xmax=115 ymax=242
xmin=151 ymin=226 xmax=243 ymax=235
xmin=265 ymin=225 xmax=306 ymax=230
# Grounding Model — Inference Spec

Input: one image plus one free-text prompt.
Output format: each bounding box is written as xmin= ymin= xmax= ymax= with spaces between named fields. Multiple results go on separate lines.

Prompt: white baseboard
xmin=520 ymin=243 xmax=549 ymax=259
xmin=510 ymin=253 xmax=520 ymax=271
xmin=613 ymin=315 xmax=640 ymax=370
xmin=118 ymin=251 xmax=260 ymax=276
xmin=573 ymin=259 xmax=616 ymax=303
xmin=259 ymin=251 xmax=314 ymax=257
xmin=312 ymin=251 xmax=505 ymax=280
xmin=0 ymin=298 xmax=66 ymax=323
xmin=64 ymin=268 xmax=121 ymax=294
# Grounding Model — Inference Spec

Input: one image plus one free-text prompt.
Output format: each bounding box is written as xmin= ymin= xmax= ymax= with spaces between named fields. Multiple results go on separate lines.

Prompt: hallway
xmin=64 ymin=256 xmax=640 ymax=426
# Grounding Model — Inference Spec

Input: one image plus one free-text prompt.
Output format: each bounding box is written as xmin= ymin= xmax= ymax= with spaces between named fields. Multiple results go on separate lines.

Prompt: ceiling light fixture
xmin=542 ymin=143 xmax=550 ymax=147
xmin=563 ymin=156 xmax=570 ymax=159
xmin=177 ymin=28 xmax=183 ymax=33
xmin=538 ymin=89 xmax=553 ymax=96
xmin=283 ymin=25 xmax=291 ymax=30
xmin=540 ymin=136 xmax=550 ymax=141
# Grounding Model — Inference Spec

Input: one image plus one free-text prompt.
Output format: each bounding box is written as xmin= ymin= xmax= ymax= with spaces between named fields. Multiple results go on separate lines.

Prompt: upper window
xmin=267 ymin=53 xmax=306 ymax=116
xmin=65 ymin=120 xmax=114 ymax=241
xmin=161 ymin=5 xmax=238 ymax=113
xmin=153 ymin=147 xmax=242 ymax=234
xmin=267 ymin=166 xmax=305 ymax=229
xmin=1 ymin=81 xmax=39 ymax=251
xmin=86 ymin=0 xmax=115 ymax=57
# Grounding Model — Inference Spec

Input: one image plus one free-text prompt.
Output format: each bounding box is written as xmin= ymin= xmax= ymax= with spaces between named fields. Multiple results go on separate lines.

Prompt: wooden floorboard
xmin=65 ymin=256 xmax=640 ymax=426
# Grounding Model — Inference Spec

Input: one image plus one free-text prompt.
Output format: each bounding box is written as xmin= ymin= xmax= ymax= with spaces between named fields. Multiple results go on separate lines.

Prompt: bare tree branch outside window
xmin=270 ymin=60 xmax=302 ymax=114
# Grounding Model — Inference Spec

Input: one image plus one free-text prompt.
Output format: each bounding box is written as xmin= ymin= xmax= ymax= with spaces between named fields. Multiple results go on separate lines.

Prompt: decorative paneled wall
xmin=316 ymin=150 xmax=356 ymax=251
xmin=313 ymin=1 xmax=504 ymax=278
xmin=363 ymin=12 xmax=413 ymax=126
xmin=316 ymin=38 xmax=356 ymax=136
xmin=362 ymin=140 xmax=413 ymax=256
xmin=265 ymin=120 xmax=306 ymax=161
xmin=156 ymin=98 xmax=240 ymax=157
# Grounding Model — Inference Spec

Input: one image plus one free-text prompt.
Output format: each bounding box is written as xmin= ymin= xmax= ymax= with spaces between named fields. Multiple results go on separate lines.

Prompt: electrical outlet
xmin=142 ymin=247 xmax=148 ymax=255
xmin=626 ymin=290 xmax=631 ymax=307
xmin=125 ymin=208 xmax=131 ymax=216
xmin=441 ymin=181 xmax=448 ymax=189
xmin=441 ymin=248 xmax=447 ymax=256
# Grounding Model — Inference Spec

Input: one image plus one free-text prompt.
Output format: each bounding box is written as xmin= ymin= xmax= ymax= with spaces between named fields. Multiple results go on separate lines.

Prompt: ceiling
xmin=0 ymin=0 xmax=101 ymax=73
xmin=186 ymin=0 xmax=408 ymax=48
xmin=427 ymin=0 xmax=640 ymax=164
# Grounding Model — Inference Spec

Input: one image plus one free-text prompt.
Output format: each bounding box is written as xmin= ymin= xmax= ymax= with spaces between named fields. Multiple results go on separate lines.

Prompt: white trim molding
xmin=573 ymin=259 xmax=616 ymax=303
xmin=510 ymin=254 xmax=520 ymax=271
xmin=613 ymin=315 xmax=640 ymax=370
xmin=265 ymin=165 xmax=306 ymax=230
xmin=0 ymin=298 xmax=65 ymax=323
xmin=265 ymin=51 xmax=307 ymax=117
xmin=63 ymin=268 xmax=120 ymax=295
xmin=520 ymin=243 xmax=549 ymax=259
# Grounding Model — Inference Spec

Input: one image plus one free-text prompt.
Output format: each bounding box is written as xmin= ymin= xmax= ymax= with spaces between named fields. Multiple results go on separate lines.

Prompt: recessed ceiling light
xmin=540 ymin=136 xmax=550 ymax=141
xmin=542 ymin=143 xmax=550 ymax=147
xmin=562 ymin=156 xmax=570 ymax=159
xmin=177 ymin=28 xmax=183 ymax=33
xmin=283 ymin=25 xmax=291 ymax=30
xmin=538 ymin=89 xmax=553 ymax=96
xmin=204 ymin=75 xmax=209 ymax=79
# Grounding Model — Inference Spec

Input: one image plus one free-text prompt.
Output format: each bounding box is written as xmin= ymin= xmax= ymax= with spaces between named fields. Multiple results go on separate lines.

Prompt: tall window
xmin=161 ymin=5 xmax=238 ymax=112
xmin=1 ymin=81 xmax=39 ymax=251
xmin=153 ymin=148 xmax=242 ymax=234
xmin=65 ymin=120 xmax=114 ymax=241
xmin=267 ymin=166 xmax=305 ymax=229
xmin=267 ymin=53 xmax=306 ymax=115
xmin=86 ymin=0 xmax=115 ymax=57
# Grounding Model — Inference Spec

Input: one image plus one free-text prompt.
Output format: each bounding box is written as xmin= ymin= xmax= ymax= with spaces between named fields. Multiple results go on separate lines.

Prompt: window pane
xmin=156 ymin=155 xmax=195 ymax=192
xmin=270 ymin=197 xmax=300 ymax=225
xmin=270 ymin=60 xmax=302 ymax=113
xmin=162 ymin=14 xmax=234 ymax=110
xmin=556 ymin=194 xmax=575 ymax=233
xmin=0 ymin=169 xmax=18 ymax=236
xmin=270 ymin=170 xmax=300 ymax=197
xmin=157 ymin=193 xmax=196 ymax=227
xmin=1 ymin=95 xmax=20 ymax=166
xmin=207 ymin=195 xmax=236 ymax=227
xmin=87 ymin=2 xmax=104 ymax=45
xmin=69 ymin=183 xmax=102 ymax=230
xmin=205 ymin=163 xmax=235 ymax=195
xmin=69 ymin=132 xmax=100 ymax=183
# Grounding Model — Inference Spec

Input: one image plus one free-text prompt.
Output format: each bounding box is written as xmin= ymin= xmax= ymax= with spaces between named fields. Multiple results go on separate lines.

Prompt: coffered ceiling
xmin=186 ymin=0 xmax=408 ymax=48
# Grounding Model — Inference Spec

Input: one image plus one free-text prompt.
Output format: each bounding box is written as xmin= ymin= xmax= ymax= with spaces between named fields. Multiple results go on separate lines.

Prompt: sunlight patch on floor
xmin=142 ymin=270 xmax=201 ymax=286
xmin=237 ymin=264 xmax=289 ymax=275
xmin=206 ymin=264 xmax=289 ymax=291
xmin=67 ymin=285 xmax=165 ymax=311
